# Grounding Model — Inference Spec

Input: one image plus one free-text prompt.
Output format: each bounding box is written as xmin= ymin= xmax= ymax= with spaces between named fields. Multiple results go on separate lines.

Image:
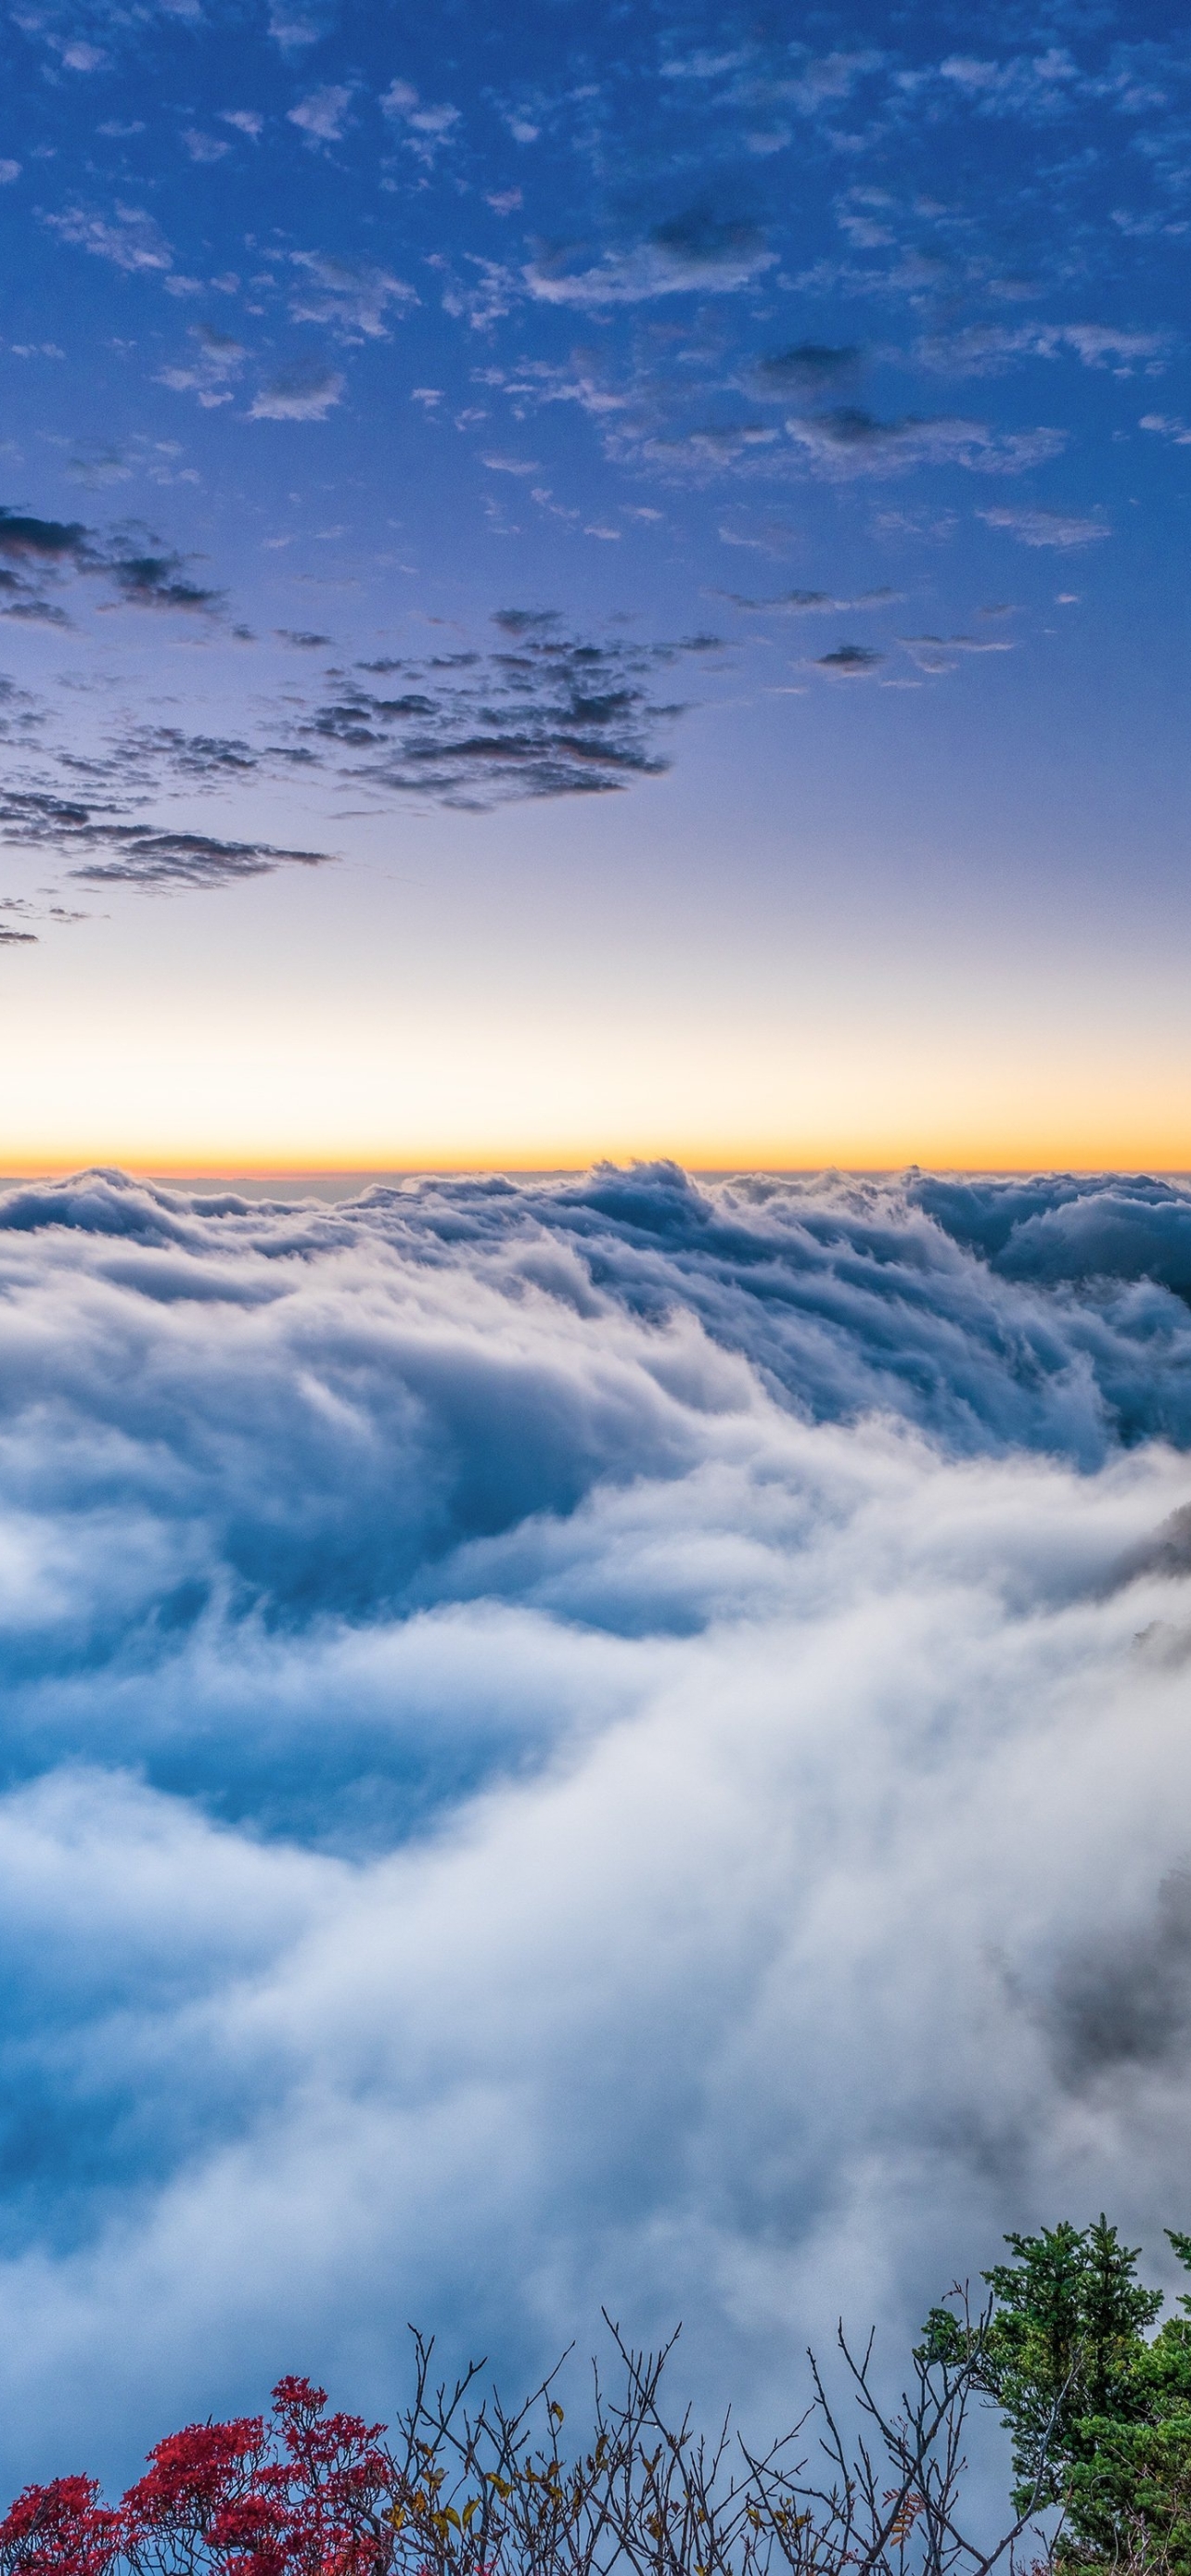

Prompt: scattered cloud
xmin=0 ymin=790 xmax=333 ymax=887
xmin=43 ymin=203 xmax=173 ymax=275
xmin=181 ymin=129 xmax=231 ymax=165
xmin=897 ymin=631 xmax=1016 ymax=672
xmin=525 ymin=211 xmax=775 ymax=308
xmin=158 ymin=325 xmax=247 ymax=408
xmin=1140 ymin=412 xmax=1191 ymax=444
xmin=813 ymin=642 xmax=884 ymax=674
xmin=918 ymin=321 xmax=1170 ymax=376
xmin=747 ymin=343 xmax=864 ymax=398
xmin=287 ymin=85 xmax=353 ymax=145
xmin=980 ymin=504 xmax=1111 ymax=546
xmin=288 ymin=252 xmax=416 ymax=341
xmin=299 ymin=618 xmax=711 ymax=805
xmin=381 ymin=79 xmax=462 ymax=163
xmin=785 ymin=409 xmax=1066 ymax=478
xmin=721 ymin=585 xmax=898 ymax=615
xmin=249 ymin=370 xmax=345 ymax=421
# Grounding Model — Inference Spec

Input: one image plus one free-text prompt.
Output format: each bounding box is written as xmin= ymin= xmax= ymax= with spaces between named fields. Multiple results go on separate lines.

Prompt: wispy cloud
xmin=980 ymin=504 xmax=1111 ymax=546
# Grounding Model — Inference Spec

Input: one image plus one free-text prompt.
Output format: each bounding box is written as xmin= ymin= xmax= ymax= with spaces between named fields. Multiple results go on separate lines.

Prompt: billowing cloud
xmin=0 ymin=1169 xmax=1190 ymax=2485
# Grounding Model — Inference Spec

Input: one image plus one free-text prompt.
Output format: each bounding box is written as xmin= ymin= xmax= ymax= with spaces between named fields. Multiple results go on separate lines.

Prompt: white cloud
xmin=980 ymin=504 xmax=1111 ymax=546
xmin=287 ymin=84 xmax=353 ymax=143
xmin=158 ymin=324 xmax=247 ymax=407
xmin=0 ymin=1169 xmax=1189 ymax=2485
xmin=44 ymin=204 xmax=173 ymax=274
xmin=381 ymin=78 xmax=462 ymax=161
xmin=289 ymin=250 xmax=416 ymax=340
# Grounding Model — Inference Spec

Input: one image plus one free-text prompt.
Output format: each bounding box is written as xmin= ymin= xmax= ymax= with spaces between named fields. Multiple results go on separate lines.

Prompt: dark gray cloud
xmin=524 ymin=208 xmax=776 ymax=307
xmin=0 ymin=504 xmax=224 ymax=621
xmin=786 ymin=407 xmax=1066 ymax=478
xmin=0 ymin=789 xmax=333 ymax=887
xmin=301 ymin=618 xmax=717 ymax=805
xmin=814 ymin=642 xmax=884 ymax=673
xmin=747 ymin=343 xmax=863 ymax=398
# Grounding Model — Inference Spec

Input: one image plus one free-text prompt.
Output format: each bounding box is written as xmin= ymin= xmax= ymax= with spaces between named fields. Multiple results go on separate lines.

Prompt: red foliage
xmin=0 ymin=2379 xmax=395 ymax=2576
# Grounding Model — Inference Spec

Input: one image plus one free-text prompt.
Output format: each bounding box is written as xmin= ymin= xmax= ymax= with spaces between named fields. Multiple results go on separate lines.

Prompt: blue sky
xmin=0 ymin=0 xmax=1188 ymax=1162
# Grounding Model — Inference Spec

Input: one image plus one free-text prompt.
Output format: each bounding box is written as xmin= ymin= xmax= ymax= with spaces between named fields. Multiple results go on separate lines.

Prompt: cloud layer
xmin=4 ymin=1166 xmax=1191 ymax=2491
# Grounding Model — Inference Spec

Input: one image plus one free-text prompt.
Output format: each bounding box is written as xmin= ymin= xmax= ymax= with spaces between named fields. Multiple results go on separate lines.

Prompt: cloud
xmin=299 ymin=618 xmax=710 ymax=805
xmin=813 ymin=642 xmax=884 ymax=674
xmin=2 ymin=1170 xmax=1191 ymax=2484
xmin=896 ymin=631 xmax=1014 ymax=673
xmin=249 ymin=370 xmax=345 ymax=421
xmin=0 ymin=791 xmax=335 ymax=886
xmin=918 ymin=322 xmax=1169 ymax=376
xmin=785 ymin=408 xmax=1066 ymax=478
xmin=934 ymin=46 xmax=1083 ymax=118
xmin=747 ymin=344 xmax=863 ymax=398
xmin=181 ymin=129 xmax=231 ymax=164
xmin=67 ymin=830 xmax=333 ymax=887
xmin=43 ymin=204 xmax=173 ymax=274
xmin=158 ymin=325 xmax=247 ymax=408
xmin=104 ymin=548 xmax=224 ymax=613
xmin=980 ymin=504 xmax=1110 ymax=546
xmin=721 ymin=586 xmax=898 ymax=615
xmin=0 ymin=505 xmax=222 ymax=619
xmin=380 ymin=79 xmax=462 ymax=163
xmin=524 ymin=211 xmax=776 ymax=308
xmin=1140 ymin=412 xmax=1191 ymax=444
xmin=288 ymin=252 xmax=416 ymax=341
xmin=287 ymin=85 xmax=353 ymax=144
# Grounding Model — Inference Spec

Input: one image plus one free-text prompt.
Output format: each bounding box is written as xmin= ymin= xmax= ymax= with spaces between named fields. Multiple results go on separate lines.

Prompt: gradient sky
xmin=0 ymin=0 xmax=1187 ymax=1167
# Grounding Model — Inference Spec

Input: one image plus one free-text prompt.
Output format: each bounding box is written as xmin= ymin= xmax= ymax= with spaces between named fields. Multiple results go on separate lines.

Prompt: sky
xmin=0 ymin=0 xmax=1188 ymax=1166
xmin=6 ymin=1165 xmax=1191 ymax=2489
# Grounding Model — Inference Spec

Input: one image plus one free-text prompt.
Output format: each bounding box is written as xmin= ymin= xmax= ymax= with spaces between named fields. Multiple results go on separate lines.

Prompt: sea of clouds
xmin=4 ymin=1162 xmax=1191 ymax=2489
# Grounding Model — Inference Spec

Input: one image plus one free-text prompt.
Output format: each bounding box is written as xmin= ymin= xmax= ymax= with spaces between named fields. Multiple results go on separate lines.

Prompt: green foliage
xmin=923 ymin=2219 xmax=1191 ymax=2574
